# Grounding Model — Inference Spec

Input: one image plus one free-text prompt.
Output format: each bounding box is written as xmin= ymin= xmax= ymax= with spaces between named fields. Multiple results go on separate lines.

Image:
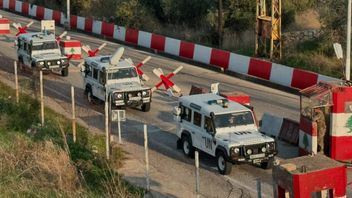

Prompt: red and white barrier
xmin=298 ymin=116 xmax=318 ymax=155
xmin=1 ymin=0 xmax=339 ymax=90
xmin=329 ymin=87 xmax=352 ymax=160
xmin=60 ymin=40 xmax=82 ymax=60
xmin=152 ymin=66 xmax=183 ymax=95
xmin=0 ymin=16 xmax=10 ymax=34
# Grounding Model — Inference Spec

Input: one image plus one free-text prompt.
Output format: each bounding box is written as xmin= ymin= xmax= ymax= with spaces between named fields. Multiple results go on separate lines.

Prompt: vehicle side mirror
xmin=80 ymin=66 xmax=86 ymax=77
xmin=173 ymin=106 xmax=181 ymax=122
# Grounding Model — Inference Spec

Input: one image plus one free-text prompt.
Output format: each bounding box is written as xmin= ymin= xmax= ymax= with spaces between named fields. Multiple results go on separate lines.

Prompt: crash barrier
xmin=220 ymin=92 xmax=250 ymax=105
xmin=259 ymin=113 xmax=283 ymax=138
xmin=59 ymin=40 xmax=81 ymax=60
xmin=189 ymin=85 xmax=251 ymax=105
xmin=272 ymin=154 xmax=347 ymax=198
xmin=189 ymin=85 xmax=208 ymax=95
xmin=278 ymin=118 xmax=299 ymax=145
xmin=0 ymin=16 xmax=10 ymax=34
xmin=260 ymin=113 xmax=300 ymax=145
xmin=0 ymin=0 xmax=339 ymax=90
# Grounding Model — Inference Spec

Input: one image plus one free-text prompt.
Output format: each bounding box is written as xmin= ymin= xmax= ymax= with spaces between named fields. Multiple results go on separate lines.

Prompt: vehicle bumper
xmin=113 ymin=97 xmax=151 ymax=107
xmin=229 ymin=153 xmax=276 ymax=164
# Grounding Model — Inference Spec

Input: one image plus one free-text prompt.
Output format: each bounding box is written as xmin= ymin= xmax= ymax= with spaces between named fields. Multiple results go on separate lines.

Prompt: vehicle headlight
xmin=57 ymin=60 xmax=61 ymax=65
xmin=266 ymin=142 xmax=276 ymax=152
xmin=137 ymin=92 xmax=141 ymax=97
xmin=47 ymin=62 xmax=51 ymax=66
xmin=38 ymin=61 xmax=44 ymax=66
xmin=61 ymin=59 xmax=66 ymax=63
xmin=114 ymin=93 xmax=123 ymax=100
xmin=233 ymin=148 xmax=240 ymax=154
xmin=142 ymin=91 xmax=148 ymax=97
xmin=246 ymin=149 xmax=252 ymax=155
xmin=261 ymin=147 xmax=267 ymax=153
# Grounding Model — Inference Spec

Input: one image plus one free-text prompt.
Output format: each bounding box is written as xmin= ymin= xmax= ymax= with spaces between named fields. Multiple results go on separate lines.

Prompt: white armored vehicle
xmin=16 ymin=31 xmax=70 ymax=76
xmin=81 ymin=47 xmax=152 ymax=112
xmin=174 ymin=93 xmax=277 ymax=175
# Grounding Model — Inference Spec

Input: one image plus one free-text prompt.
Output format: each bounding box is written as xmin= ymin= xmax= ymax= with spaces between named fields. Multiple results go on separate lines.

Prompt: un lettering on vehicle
xmin=203 ymin=137 xmax=213 ymax=150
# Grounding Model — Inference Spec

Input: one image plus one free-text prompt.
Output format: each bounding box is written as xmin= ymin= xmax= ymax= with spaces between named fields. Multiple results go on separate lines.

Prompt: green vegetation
xmin=29 ymin=0 xmax=347 ymax=77
xmin=0 ymin=82 xmax=143 ymax=197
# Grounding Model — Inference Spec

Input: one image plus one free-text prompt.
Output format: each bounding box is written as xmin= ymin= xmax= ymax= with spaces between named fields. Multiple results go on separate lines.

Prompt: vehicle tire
xmin=61 ymin=67 xmax=69 ymax=77
xmin=216 ymin=151 xmax=232 ymax=175
xmin=86 ymin=87 xmax=94 ymax=104
xmin=260 ymin=158 xmax=274 ymax=169
xmin=181 ymin=135 xmax=194 ymax=158
xmin=141 ymin=102 xmax=151 ymax=112
xmin=18 ymin=58 xmax=24 ymax=73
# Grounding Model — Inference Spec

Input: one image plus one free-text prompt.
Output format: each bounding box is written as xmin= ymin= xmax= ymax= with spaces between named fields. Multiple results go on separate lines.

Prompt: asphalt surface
xmin=1 ymin=9 xmax=346 ymax=198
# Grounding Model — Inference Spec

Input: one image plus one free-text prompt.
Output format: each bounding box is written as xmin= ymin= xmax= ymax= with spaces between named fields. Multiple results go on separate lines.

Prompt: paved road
xmin=0 ymin=9 xmax=307 ymax=197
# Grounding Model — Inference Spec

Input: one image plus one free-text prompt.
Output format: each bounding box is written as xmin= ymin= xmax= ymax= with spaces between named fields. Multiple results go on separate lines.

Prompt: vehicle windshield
xmin=107 ymin=68 xmax=138 ymax=80
xmin=214 ymin=111 xmax=254 ymax=129
xmin=32 ymin=41 xmax=59 ymax=51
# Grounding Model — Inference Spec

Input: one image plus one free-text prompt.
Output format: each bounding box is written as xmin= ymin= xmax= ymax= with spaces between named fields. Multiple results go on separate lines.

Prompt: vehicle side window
xmin=84 ymin=63 xmax=92 ymax=77
xmin=180 ymin=106 xmax=192 ymax=122
xmin=18 ymin=39 xmax=22 ymax=49
xmin=99 ymin=71 xmax=106 ymax=85
xmin=28 ymin=43 xmax=32 ymax=54
xmin=193 ymin=111 xmax=202 ymax=127
xmin=93 ymin=68 xmax=98 ymax=80
xmin=204 ymin=116 xmax=214 ymax=133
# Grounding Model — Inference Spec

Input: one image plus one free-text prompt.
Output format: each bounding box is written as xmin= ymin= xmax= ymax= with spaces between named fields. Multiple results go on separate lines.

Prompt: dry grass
xmin=0 ymin=81 xmax=143 ymax=197
xmin=0 ymin=134 xmax=81 ymax=197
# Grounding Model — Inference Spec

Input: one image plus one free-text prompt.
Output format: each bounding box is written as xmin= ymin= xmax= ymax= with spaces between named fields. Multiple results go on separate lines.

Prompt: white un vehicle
xmin=81 ymin=47 xmax=152 ymax=112
xmin=16 ymin=31 xmax=69 ymax=76
xmin=174 ymin=93 xmax=277 ymax=175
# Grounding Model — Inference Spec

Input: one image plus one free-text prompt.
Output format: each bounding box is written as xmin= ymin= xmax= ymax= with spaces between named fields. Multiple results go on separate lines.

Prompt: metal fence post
xmin=39 ymin=70 xmax=44 ymax=126
xmin=144 ymin=124 xmax=150 ymax=192
xmin=195 ymin=151 xmax=200 ymax=198
xmin=257 ymin=178 xmax=262 ymax=198
xmin=105 ymin=93 xmax=109 ymax=160
xmin=71 ymin=86 xmax=76 ymax=142
xmin=14 ymin=61 xmax=19 ymax=103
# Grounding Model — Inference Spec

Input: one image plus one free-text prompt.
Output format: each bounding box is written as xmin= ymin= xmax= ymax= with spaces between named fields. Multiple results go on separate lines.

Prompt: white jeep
xmin=16 ymin=31 xmax=69 ymax=76
xmin=81 ymin=48 xmax=152 ymax=112
xmin=174 ymin=93 xmax=277 ymax=175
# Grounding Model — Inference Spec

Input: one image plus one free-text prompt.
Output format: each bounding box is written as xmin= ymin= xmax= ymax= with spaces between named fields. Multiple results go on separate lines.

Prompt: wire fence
xmin=2 ymin=59 xmax=265 ymax=198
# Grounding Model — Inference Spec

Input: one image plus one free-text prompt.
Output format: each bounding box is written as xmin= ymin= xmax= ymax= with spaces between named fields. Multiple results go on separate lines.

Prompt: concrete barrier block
xmin=259 ymin=113 xmax=283 ymax=138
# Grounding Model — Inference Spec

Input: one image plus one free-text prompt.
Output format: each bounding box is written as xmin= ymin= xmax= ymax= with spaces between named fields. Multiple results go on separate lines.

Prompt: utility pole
xmin=66 ymin=0 xmax=70 ymax=30
xmin=218 ymin=0 xmax=223 ymax=48
xmin=347 ymin=0 xmax=351 ymax=80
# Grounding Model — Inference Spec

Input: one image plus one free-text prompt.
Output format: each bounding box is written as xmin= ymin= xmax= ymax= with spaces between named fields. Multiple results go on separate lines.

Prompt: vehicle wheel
xmin=260 ymin=158 xmax=274 ymax=169
xmin=61 ymin=67 xmax=69 ymax=77
xmin=18 ymin=59 xmax=24 ymax=73
xmin=181 ymin=135 xmax=194 ymax=158
xmin=141 ymin=102 xmax=151 ymax=112
xmin=216 ymin=151 xmax=232 ymax=175
xmin=86 ymin=88 xmax=94 ymax=104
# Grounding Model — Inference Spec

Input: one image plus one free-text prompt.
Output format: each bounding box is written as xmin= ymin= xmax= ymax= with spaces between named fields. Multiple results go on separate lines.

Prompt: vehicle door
xmin=90 ymin=67 xmax=102 ymax=100
xmin=95 ymin=70 xmax=106 ymax=100
xmin=179 ymin=106 xmax=196 ymax=144
xmin=192 ymin=111 xmax=204 ymax=150
xmin=201 ymin=116 xmax=216 ymax=155
xmin=21 ymin=41 xmax=31 ymax=66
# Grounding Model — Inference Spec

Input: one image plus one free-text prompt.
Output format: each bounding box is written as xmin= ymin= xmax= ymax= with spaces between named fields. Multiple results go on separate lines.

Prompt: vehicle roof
xmin=18 ymin=31 xmax=56 ymax=43
xmin=179 ymin=93 xmax=250 ymax=115
xmin=86 ymin=56 xmax=135 ymax=71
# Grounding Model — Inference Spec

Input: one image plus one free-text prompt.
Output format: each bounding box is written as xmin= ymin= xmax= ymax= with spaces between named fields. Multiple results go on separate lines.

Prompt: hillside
xmin=29 ymin=0 xmax=345 ymax=77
